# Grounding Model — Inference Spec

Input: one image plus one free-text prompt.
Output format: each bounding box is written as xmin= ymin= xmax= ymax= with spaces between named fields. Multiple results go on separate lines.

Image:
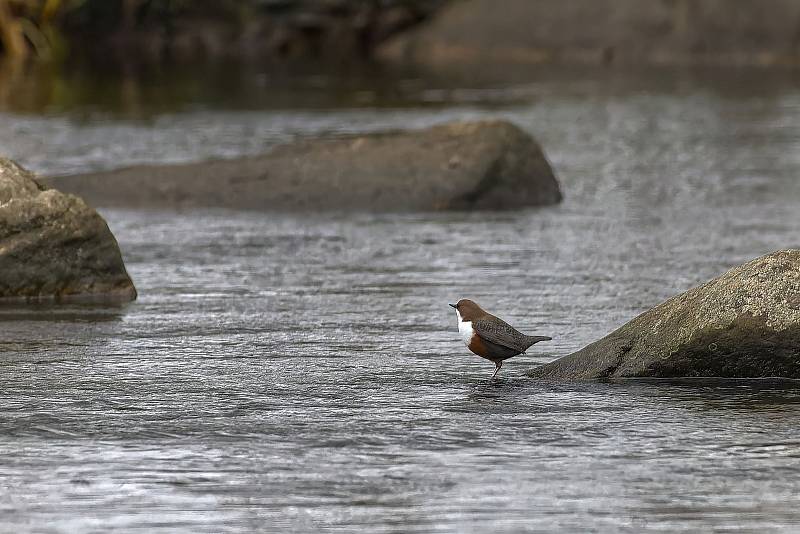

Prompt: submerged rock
xmin=44 ymin=120 xmax=562 ymax=211
xmin=529 ymin=250 xmax=800 ymax=380
xmin=0 ymin=158 xmax=136 ymax=302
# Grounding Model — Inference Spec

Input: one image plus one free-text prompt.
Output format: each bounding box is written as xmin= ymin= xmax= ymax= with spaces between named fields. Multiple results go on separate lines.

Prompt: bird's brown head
xmin=448 ymin=299 xmax=487 ymax=321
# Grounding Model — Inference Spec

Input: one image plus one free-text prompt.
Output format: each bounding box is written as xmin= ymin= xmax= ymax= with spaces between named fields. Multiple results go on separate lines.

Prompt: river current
xmin=1 ymin=66 xmax=799 ymax=532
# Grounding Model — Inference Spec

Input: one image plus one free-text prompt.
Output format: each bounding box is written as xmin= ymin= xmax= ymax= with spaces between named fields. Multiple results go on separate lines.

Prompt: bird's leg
xmin=491 ymin=360 xmax=502 ymax=379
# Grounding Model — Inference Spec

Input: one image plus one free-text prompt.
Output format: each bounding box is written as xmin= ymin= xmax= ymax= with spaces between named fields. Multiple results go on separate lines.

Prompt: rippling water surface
xmin=1 ymin=66 xmax=800 ymax=532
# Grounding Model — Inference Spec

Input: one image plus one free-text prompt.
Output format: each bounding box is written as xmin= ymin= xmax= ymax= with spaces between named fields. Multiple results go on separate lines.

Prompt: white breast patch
xmin=455 ymin=309 xmax=474 ymax=346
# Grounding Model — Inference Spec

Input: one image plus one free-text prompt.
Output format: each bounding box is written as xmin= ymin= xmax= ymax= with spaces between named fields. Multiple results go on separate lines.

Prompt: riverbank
xmin=4 ymin=1 xmax=800 ymax=68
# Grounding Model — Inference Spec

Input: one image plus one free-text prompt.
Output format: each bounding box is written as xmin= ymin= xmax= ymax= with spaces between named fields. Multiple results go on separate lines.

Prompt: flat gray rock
xmin=0 ymin=158 xmax=136 ymax=302
xmin=529 ymin=249 xmax=800 ymax=380
xmin=44 ymin=120 xmax=562 ymax=211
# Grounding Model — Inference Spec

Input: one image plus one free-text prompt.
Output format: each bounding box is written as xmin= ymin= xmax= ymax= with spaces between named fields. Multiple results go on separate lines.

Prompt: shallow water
xmin=1 ymin=66 xmax=800 ymax=532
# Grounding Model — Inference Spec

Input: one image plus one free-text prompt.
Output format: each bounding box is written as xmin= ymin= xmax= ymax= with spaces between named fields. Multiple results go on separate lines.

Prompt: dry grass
xmin=0 ymin=0 xmax=80 ymax=60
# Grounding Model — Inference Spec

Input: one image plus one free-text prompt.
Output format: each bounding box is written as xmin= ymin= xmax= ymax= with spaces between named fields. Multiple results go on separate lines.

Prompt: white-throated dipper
xmin=450 ymin=299 xmax=552 ymax=378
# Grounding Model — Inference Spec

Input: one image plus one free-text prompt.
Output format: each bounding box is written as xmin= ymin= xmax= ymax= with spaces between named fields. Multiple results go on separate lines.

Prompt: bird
xmin=450 ymin=299 xmax=551 ymax=379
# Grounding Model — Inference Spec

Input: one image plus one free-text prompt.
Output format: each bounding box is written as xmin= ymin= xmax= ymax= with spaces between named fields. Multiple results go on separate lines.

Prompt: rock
xmin=0 ymin=158 xmax=136 ymax=302
xmin=44 ymin=120 xmax=562 ymax=211
xmin=378 ymin=0 xmax=800 ymax=67
xmin=529 ymin=250 xmax=800 ymax=380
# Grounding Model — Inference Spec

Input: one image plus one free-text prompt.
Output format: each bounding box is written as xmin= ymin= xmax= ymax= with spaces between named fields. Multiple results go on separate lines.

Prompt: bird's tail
xmin=525 ymin=335 xmax=552 ymax=348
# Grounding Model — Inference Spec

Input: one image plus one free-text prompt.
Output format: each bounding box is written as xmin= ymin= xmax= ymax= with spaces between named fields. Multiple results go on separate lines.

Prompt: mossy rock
xmin=0 ymin=158 xmax=136 ymax=302
xmin=529 ymin=250 xmax=800 ymax=379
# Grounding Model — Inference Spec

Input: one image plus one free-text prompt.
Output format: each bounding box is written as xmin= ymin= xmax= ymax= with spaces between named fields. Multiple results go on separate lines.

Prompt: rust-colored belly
xmin=467 ymin=334 xmax=495 ymax=360
xmin=467 ymin=333 xmax=520 ymax=362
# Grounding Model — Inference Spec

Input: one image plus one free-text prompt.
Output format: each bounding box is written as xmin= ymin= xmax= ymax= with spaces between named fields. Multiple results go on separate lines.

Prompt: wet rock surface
xmin=529 ymin=249 xmax=800 ymax=380
xmin=45 ymin=120 xmax=562 ymax=211
xmin=0 ymin=158 xmax=136 ymax=302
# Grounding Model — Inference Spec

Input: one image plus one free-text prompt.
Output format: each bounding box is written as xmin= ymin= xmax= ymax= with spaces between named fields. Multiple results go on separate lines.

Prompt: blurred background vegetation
xmin=0 ymin=0 xmax=445 ymax=64
xmin=3 ymin=0 xmax=800 ymax=117
xmin=0 ymin=0 xmax=74 ymax=61
xmin=0 ymin=0 xmax=451 ymax=115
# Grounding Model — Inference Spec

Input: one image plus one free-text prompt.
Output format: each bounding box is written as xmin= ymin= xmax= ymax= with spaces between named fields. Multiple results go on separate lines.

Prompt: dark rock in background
xmin=380 ymin=0 xmax=800 ymax=67
xmin=44 ymin=120 xmax=562 ymax=211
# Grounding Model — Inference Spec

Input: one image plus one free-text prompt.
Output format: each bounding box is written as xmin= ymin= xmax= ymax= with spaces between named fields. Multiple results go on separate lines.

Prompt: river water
xmin=1 ymin=65 xmax=800 ymax=532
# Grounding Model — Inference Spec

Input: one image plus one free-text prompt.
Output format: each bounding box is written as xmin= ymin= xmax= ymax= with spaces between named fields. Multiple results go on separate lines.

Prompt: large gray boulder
xmin=0 ymin=158 xmax=136 ymax=302
xmin=44 ymin=120 xmax=562 ymax=211
xmin=529 ymin=250 xmax=800 ymax=379
xmin=379 ymin=0 xmax=800 ymax=67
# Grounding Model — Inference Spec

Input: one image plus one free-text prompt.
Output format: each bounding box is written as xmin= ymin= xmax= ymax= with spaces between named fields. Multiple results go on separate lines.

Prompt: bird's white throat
xmin=455 ymin=309 xmax=473 ymax=346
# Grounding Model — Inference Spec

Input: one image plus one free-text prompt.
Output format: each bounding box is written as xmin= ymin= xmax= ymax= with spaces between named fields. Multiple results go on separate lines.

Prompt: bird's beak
xmin=448 ymin=303 xmax=457 ymax=309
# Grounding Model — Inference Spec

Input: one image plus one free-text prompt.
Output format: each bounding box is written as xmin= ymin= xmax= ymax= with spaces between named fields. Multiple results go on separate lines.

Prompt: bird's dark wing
xmin=472 ymin=318 xmax=531 ymax=353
